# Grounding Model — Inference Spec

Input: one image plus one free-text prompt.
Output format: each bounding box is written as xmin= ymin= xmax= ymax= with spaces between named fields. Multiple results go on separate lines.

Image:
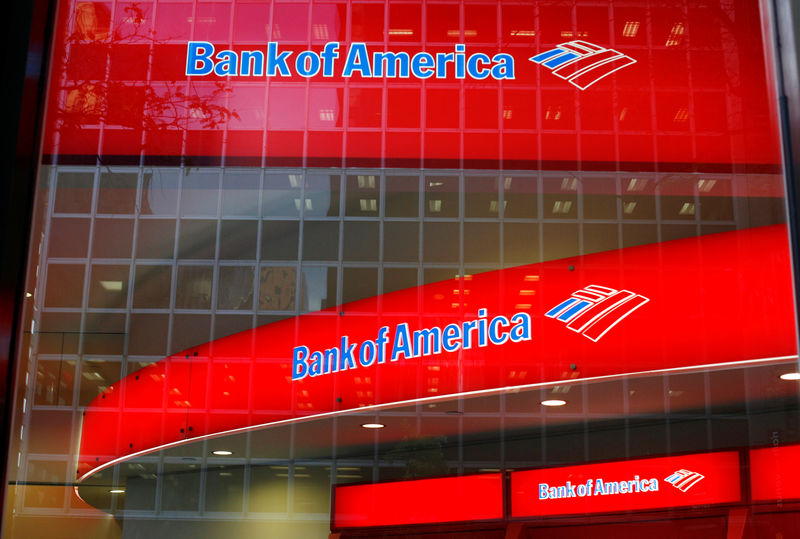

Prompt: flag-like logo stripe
xmin=530 ymin=40 xmax=637 ymax=90
xmin=665 ymin=469 xmax=705 ymax=492
xmin=545 ymin=285 xmax=649 ymax=341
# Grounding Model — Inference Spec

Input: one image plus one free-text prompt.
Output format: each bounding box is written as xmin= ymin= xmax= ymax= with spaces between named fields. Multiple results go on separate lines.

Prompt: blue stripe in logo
xmin=556 ymin=300 xmax=591 ymax=321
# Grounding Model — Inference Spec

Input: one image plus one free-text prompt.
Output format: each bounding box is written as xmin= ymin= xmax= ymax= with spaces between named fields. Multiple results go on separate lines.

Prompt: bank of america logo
xmin=665 ymin=469 xmax=705 ymax=492
xmin=545 ymin=285 xmax=648 ymax=341
xmin=529 ymin=40 xmax=636 ymax=90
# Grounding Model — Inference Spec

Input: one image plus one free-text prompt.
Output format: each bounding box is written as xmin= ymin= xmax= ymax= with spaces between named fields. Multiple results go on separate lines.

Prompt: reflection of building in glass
xmin=6 ymin=163 xmax=793 ymax=538
xmin=6 ymin=0 xmax=796 ymax=536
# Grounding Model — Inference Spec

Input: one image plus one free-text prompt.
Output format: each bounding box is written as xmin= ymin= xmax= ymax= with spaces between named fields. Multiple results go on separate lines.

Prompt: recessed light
xmin=109 ymin=489 xmax=125 ymax=494
xmin=780 ymin=372 xmax=800 ymax=381
xmin=360 ymin=423 xmax=385 ymax=429
xmin=541 ymin=399 xmax=567 ymax=407
xmin=212 ymin=450 xmax=233 ymax=456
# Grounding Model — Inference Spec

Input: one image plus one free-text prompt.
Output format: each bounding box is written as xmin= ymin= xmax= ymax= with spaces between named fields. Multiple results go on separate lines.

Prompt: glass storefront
xmin=3 ymin=0 xmax=800 ymax=537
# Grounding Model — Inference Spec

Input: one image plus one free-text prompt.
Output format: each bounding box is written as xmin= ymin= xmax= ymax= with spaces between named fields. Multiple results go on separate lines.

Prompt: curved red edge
xmin=78 ymin=225 xmax=797 ymax=479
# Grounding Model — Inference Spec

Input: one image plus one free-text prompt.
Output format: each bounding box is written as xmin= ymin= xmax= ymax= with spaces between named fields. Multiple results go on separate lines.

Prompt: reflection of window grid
xmin=19 ymin=0 xmax=779 ymax=522
xmin=49 ymin=0 xmax=745 ymax=171
xmin=19 ymin=162 xmax=773 ymax=520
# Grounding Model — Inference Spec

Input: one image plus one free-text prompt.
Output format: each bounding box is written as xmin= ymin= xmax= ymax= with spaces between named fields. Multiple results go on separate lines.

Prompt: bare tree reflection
xmin=57 ymin=2 xmax=239 ymax=135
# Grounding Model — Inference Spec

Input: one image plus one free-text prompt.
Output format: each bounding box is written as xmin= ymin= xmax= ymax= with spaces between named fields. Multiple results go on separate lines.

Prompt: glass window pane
xmin=48 ymin=218 xmax=90 ymax=258
xmin=54 ymin=171 xmax=94 ymax=214
xmin=302 ymin=221 xmax=339 ymax=261
xmin=97 ymin=171 xmax=137 ymax=214
xmin=261 ymin=221 xmax=299 ymax=260
xmin=176 ymin=266 xmax=213 ymax=309
xmin=222 ymin=169 xmax=260 ymax=216
xmin=217 ymin=266 xmax=255 ymax=310
xmin=504 ymin=176 xmax=538 ymax=219
xmin=304 ymin=174 xmax=340 ymax=217
xmin=141 ymin=169 xmax=179 ymax=216
xmin=386 ymin=175 xmax=418 ymax=217
xmin=263 ymin=174 xmax=302 ymax=217
xmin=178 ymin=220 xmax=217 ymax=259
xmin=92 ymin=218 xmax=134 ymax=259
xmin=259 ymin=266 xmax=297 ymax=311
xmin=424 ymin=176 xmax=459 ymax=217
xmin=345 ymin=174 xmax=379 ymax=216
xmin=219 ymin=220 xmax=258 ymax=260
xmin=136 ymin=219 xmax=176 ymax=259
xmin=301 ymin=266 xmax=337 ymax=312
xmin=343 ymin=221 xmax=378 ymax=261
xmin=181 ymin=169 xmax=220 ymax=216
xmin=133 ymin=264 xmax=172 ymax=309
xmin=88 ymin=264 xmax=129 ymax=309
xmin=465 ymin=176 xmax=499 ymax=218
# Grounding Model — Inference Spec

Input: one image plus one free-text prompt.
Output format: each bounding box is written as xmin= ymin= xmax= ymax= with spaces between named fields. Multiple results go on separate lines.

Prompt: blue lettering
xmin=467 ymin=53 xmax=491 ymax=79
xmin=359 ymin=340 xmax=376 ymax=367
xmin=292 ymin=345 xmax=309 ymax=380
xmin=296 ymin=50 xmax=321 ymax=77
xmin=241 ymin=50 xmax=264 ymax=76
xmin=309 ymin=351 xmax=324 ymax=376
xmin=510 ymin=313 xmax=532 ymax=342
xmin=342 ymin=43 xmax=372 ymax=77
xmin=186 ymin=41 xmax=214 ymax=76
xmin=267 ymin=42 xmax=292 ymax=76
xmin=411 ymin=52 xmax=435 ymax=78
xmin=339 ymin=336 xmax=357 ymax=371
xmin=413 ymin=327 xmax=442 ymax=356
xmin=442 ymin=324 xmax=461 ymax=352
xmin=214 ymin=50 xmax=238 ymax=76
xmin=376 ymin=326 xmax=390 ymax=363
xmin=478 ymin=308 xmax=488 ymax=347
xmin=539 ymin=483 xmax=549 ymax=500
xmin=392 ymin=323 xmax=414 ymax=360
xmin=489 ymin=316 xmax=510 ymax=345
xmin=325 ymin=348 xmax=339 ymax=373
xmin=455 ymin=44 xmax=466 ymax=78
xmin=462 ymin=320 xmax=477 ymax=349
xmin=373 ymin=51 xmax=410 ymax=77
xmin=491 ymin=53 xmax=515 ymax=79
xmin=435 ymin=52 xmax=454 ymax=79
xmin=321 ymin=42 xmax=340 ymax=77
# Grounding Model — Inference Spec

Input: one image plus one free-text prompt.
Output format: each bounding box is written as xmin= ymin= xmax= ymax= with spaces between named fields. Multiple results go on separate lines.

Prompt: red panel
xmin=76 ymin=225 xmax=797 ymax=479
xmin=511 ymin=452 xmax=742 ymax=518
xmin=333 ymin=473 xmax=503 ymax=529
xmin=749 ymin=445 xmax=800 ymax=502
xmin=41 ymin=0 xmax=782 ymax=172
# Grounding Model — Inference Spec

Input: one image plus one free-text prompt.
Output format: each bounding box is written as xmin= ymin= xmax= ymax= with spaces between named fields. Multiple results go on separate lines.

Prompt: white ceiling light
xmin=541 ymin=399 xmax=567 ymax=407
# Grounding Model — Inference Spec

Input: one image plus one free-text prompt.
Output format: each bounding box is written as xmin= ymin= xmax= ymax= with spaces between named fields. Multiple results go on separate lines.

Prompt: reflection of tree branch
xmin=57 ymin=2 xmax=239 ymax=134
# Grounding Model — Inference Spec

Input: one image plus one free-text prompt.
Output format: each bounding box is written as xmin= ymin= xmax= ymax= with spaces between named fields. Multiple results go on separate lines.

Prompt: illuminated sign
xmin=187 ymin=42 xmax=515 ymax=80
xmin=530 ymin=40 xmax=637 ymax=90
xmin=76 ymin=225 xmax=796 ymax=480
xmin=42 ymin=0 xmax=782 ymax=170
xmin=750 ymin=445 xmax=800 ymax=502
xmin=545 ymin=285 xmax=649 ymax=342
xmin=333 ymin=473 xmax=504 ymax=529
xmin=511 ymin=451 xmax=742 ymax=517
xmin=292 ymin=309 xmax=531 ymax=380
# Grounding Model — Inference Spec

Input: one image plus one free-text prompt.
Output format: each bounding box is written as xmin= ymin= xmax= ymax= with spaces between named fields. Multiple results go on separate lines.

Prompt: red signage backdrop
xmin=750 ymin=444 xmax=800 ymax=503
xmin=333 ymin=473 xmax=504 ymax=529
xmin=45 ymin=0 xmax=781 ymax=171
xmin=510 ymin=451 xmax=742 ymax=517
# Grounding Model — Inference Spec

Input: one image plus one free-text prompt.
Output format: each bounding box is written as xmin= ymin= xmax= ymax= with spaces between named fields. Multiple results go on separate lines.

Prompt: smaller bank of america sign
xmin=665 ymin=469 xmax=705 ymax=492
xmin=530 ymin=40 xmax=637 ymax=90
xmin=545 ymin=285 xmax=648 ymax=341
